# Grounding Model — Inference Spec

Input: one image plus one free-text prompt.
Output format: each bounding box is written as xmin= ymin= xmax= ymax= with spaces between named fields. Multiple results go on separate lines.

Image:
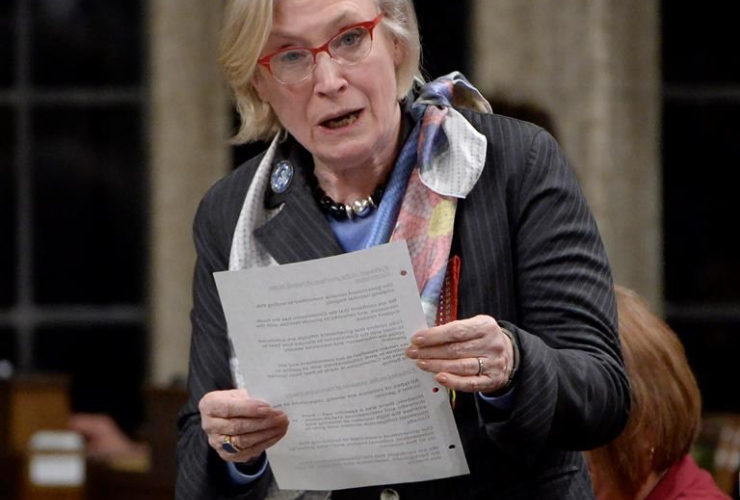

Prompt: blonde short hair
xmin=587 ymin=286 xmax=702 ymax=499
xmin=219 ymin=0 xmax=422 ymax=144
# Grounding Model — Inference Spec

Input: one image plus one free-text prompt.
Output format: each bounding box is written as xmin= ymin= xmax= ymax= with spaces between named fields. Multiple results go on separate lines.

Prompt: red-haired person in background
xmin=586 ymin=286 xmax=731 ymax=500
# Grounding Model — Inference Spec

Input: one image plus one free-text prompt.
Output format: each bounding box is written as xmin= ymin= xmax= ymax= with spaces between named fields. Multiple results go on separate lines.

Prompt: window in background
xmin=413 ymin=0 xmax=470 ymax=79
xmin=31 ymin=1 xmax=141 ymax=87
xmin=663 ymin=4 xmax=740 ymax=85
xmin=0 ymin=2 xmax=13 ymax=88
xmin=662 ymin=3 xmax=740 ymax=412
xmin=1 ymin=107 xmax=15 ymax=308
xmin=0 ymin=327 xmax=17 ymax=371
xmin=31 ymin=106 xmax=145 ymax=305
xmin=663 ymin=103 xmax=740 ymax=303
xmin=0 ymin=0 xmax=147 ymax=431
xmin=673 ymin=322 xmax=740 ymax=413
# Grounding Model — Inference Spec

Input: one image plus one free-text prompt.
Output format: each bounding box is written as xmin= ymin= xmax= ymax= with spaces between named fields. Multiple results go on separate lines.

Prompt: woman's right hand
xmin=199 ymin=389 xmax=289 ymax=463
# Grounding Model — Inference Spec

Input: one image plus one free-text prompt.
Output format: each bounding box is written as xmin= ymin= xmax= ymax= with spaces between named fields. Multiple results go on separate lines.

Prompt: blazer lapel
xmin=253 ymin=139 xmax=342 ymax=265
xmin=254 ymin=193 xmax=342 ymax=264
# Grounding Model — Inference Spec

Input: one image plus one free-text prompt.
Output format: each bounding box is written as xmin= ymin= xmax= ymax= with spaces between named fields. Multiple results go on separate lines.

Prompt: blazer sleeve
xmin=175 ymin=187 xmax=274 ymax=500
xmin=475 ymin=126 xmax=630 ymax=464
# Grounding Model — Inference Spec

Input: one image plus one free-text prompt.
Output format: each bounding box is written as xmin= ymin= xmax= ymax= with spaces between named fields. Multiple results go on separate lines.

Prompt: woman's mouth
xmin=321 ymin=110 xmax=361 ymax=130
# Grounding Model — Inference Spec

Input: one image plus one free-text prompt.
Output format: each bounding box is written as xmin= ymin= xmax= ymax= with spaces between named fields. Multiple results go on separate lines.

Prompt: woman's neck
xmin=313 ymin=162 xmax=391 ymax=204
xmin=312 ymin=105 xmax=402 ymax=204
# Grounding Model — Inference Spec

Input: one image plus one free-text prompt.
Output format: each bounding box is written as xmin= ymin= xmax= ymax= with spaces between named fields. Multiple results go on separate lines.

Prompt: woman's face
xmin=252 ymin=0 xmax=402 ymax=173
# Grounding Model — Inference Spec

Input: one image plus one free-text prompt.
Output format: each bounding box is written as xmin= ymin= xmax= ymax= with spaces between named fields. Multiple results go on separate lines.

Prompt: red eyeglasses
xmin=257 ymin=12 xmax=385 ymax=85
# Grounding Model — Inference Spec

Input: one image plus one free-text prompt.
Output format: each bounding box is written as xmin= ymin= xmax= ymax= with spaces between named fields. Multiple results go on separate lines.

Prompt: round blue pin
xmin=270 ymin=160 xmax=294 ymax=194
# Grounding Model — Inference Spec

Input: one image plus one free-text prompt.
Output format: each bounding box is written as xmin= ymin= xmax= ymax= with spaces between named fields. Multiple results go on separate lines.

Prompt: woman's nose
xmin=312 ymin=52 xmax=347 ymax=96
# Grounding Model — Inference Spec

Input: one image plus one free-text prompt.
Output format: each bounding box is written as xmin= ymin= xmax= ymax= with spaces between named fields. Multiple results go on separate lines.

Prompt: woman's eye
xmin=277 ymin=50 xmax=309 ymax=65
xmin=338 ymin=29 xmax=363 ymax=46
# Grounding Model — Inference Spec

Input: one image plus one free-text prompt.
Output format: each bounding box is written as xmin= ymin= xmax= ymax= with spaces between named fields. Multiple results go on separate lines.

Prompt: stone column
xmin=148 ymin=0 xmax=230 ymax=385
xmin=472 ymin=0 xmax=662 ymax=307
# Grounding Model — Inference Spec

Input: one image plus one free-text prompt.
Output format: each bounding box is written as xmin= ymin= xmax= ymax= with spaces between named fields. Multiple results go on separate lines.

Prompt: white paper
xmin=29 ymin=430 xmax=84 ymax=452
xmin=29 ymin=454 xmax=85 ymax=486
xmin=215 ymin=241 xmax=469 ymax=491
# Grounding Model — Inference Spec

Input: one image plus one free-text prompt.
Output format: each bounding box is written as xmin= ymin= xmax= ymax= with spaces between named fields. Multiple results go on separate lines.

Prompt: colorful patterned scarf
xmin=364 ymin=72 xmax=491 ymax=326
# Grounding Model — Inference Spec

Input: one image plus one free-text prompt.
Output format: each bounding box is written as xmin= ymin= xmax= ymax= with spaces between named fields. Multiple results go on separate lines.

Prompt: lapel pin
xmin=270 ymin=160 xmax=294 ymax=194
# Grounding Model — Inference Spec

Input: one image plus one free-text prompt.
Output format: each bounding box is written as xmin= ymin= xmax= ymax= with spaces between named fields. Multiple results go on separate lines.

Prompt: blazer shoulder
xmin=456 ymin=108 xmax=565 ymax=187
xmin=196 ymin=150 xmax=266 ymax=223
xmin=201 ymin=151 xmax=265 ymax=209
xmin=458 ymin=107 xmax=548 ymax=148
xmin=193 ymin=150 xmax=268 ymax=255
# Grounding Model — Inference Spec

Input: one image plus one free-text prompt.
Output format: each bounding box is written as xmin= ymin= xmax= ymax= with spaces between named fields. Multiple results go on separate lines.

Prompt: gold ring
xmin=476 ymin=357 xmax=484 ymax=376
xmin=222 ymin=435 xmax=241 ymax=454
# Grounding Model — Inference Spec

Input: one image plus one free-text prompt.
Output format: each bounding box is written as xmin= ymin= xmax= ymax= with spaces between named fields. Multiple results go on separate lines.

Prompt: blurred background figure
xmin=586 ymin=286 xmax=731 ymax=500
xmin=68 ymin=413 xmax=148 ymax=464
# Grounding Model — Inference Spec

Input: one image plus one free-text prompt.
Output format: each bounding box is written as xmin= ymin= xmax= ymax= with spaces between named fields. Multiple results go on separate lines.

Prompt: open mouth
xmin=321 ymin=110 xmax=361 ymax=130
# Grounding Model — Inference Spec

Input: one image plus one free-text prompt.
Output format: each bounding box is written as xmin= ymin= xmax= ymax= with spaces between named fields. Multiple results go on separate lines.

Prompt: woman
xmin=176 ymin=0 xmax=631 ymax=498
xmin=586 ymin=286 xmax=732 ymax=500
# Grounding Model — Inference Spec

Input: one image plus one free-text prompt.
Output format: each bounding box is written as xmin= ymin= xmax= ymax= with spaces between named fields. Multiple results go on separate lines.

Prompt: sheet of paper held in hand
xmin=214 ymin=241 xmax=469 ymax=491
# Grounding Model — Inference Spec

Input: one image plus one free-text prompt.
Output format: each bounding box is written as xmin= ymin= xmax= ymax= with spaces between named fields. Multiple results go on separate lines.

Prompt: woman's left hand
xmin=405 ymin=315 xmax=514 ymax=394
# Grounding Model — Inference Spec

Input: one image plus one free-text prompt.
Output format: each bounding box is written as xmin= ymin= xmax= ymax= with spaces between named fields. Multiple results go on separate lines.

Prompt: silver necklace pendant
xmin=352 ymin=197 xmax=373 ymax=217
xmin=313 ymin=178 xmax=385 ymax=221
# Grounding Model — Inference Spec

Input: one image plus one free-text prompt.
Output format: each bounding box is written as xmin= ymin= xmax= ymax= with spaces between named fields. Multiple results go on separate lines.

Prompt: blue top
xmin=327 ymin=210 xmax=380 ymax=252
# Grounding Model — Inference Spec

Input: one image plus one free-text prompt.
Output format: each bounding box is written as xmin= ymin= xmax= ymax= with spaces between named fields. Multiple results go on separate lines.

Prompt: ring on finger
xmin=222 ymin=435 xmax=241 ymax=454
xmin=476 ymin=357 xmax=484 ymax=376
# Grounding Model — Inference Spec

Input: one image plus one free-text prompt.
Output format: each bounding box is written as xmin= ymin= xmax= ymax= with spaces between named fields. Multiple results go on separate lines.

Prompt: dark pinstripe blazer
xmin=176 ymin=110 xmax=630 ymax=500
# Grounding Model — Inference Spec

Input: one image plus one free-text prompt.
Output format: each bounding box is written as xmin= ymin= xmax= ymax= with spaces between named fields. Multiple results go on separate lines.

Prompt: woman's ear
xmin=393 ymin=37 xmax=404 ymax=68
xmin=251 ymin=71 xmax=268 ymax=102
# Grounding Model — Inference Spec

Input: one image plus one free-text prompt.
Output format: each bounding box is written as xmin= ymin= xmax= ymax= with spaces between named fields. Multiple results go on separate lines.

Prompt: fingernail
xmin=438 ymin=375 xmax=448 ymax=384
xmin=411 ymin=335 xmax=423 ymax=344
xmin=406 ymin=347 xmax=418 ymax=358
xmin=417 ymin=360 xmax=428 ymax=370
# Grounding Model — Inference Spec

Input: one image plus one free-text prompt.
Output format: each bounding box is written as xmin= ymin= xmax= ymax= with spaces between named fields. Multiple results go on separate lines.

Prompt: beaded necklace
xmin=309 ymin=174 xmax=386 ymax=221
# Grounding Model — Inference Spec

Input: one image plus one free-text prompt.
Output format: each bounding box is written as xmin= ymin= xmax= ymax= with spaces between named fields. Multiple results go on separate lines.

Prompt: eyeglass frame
xmin=257 ymin=12 xmax=386 ymax=84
